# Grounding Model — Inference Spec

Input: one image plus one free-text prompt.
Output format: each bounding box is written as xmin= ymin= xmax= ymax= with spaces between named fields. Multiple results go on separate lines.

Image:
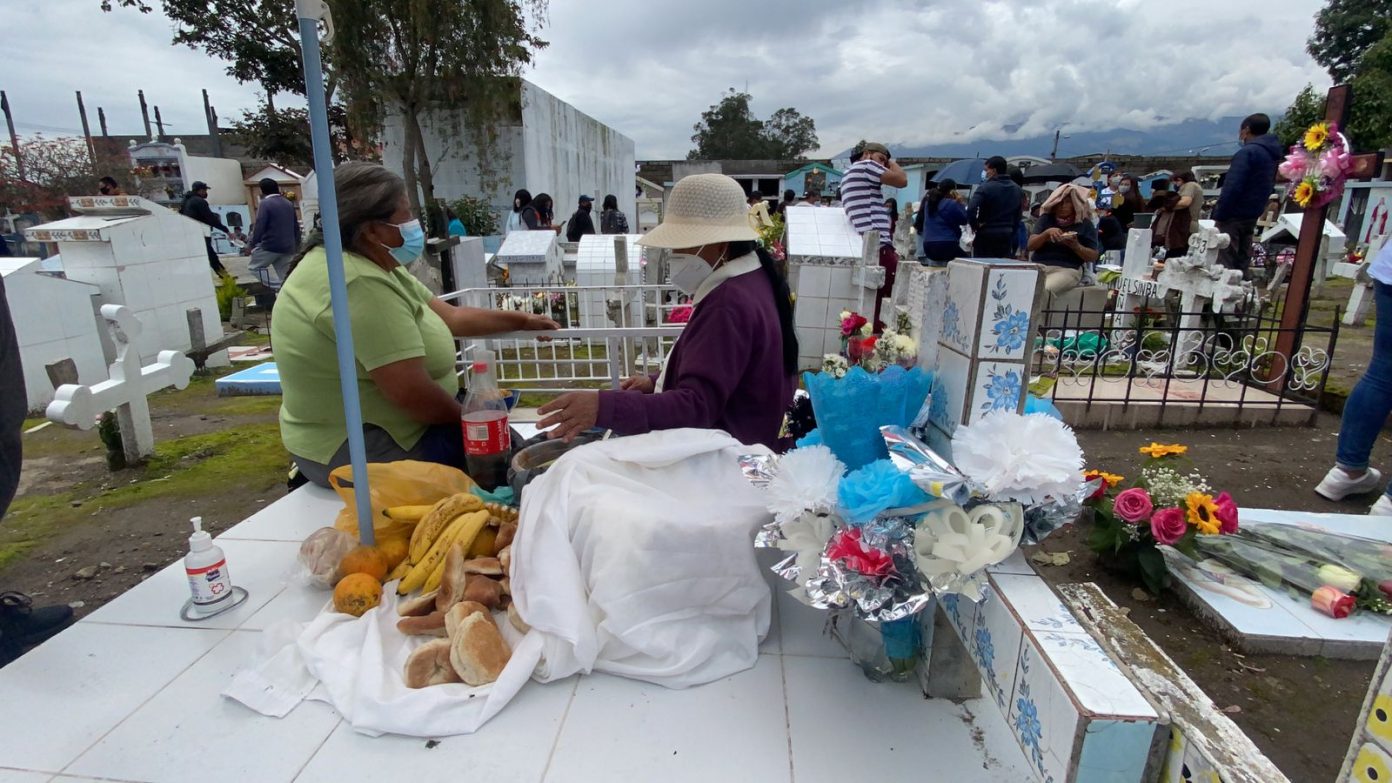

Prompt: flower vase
xmin=830 ymin=611 xmax=923 ymax=682
xmin=847 ymin=336 xmax=872 ymax=363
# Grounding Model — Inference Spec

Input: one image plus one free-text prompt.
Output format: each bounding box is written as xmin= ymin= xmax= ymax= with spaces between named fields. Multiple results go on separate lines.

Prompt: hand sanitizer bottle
xmin=185 ymin=517 xmax=234 ymax=616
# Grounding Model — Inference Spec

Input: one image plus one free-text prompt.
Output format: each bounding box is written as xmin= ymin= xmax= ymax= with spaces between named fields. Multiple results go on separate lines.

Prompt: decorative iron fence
xmin=1032 ymin=294 xmax=1339 ymax=426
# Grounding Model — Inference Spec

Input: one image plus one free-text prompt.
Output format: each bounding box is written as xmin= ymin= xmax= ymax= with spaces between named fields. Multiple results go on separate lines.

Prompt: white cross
xmin=46 ymin=304 xmax=196 ymax=464
xmin=1157 ymin=227 xmax=1250 ymax=358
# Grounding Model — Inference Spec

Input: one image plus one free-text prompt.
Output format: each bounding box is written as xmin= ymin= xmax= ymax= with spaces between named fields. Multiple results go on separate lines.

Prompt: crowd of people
xmin=500 ymin=190 xmax=630 ymax=242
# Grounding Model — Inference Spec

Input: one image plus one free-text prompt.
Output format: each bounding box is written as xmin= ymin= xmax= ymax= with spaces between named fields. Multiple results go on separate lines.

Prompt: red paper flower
xmin=1213 ymin=491 xmax=1239 ymax=534
xmin=826 ymin=529 xmax=895 ymax=578
xmin=841 ymin=313 xmax=868 ymax=337
xmin=1312 ymin=585 xmax=1355 ymax=619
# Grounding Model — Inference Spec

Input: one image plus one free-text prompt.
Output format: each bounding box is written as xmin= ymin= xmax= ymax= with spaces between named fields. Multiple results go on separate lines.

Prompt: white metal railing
xmin=441 ymin=284 xmax=688 ymax=397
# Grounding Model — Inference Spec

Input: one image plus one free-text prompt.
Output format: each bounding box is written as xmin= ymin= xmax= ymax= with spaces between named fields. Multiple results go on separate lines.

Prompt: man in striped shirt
xmin=841 ymin=142 xmax=908 ymax=326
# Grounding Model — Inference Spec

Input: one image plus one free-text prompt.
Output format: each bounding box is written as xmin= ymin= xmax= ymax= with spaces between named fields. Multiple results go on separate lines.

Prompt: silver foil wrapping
xmin=1022 ymin=479 xmax=1099 ymax=544
xmin=881 ymin=425 xmax=976 ymax=505
xmin=739 ymin=454 xmax=779 ymax=488
xmin=801 ymin=517 xmax=935 ymax=622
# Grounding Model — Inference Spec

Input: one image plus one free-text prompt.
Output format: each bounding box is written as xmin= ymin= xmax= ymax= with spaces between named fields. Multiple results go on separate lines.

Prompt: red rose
xmin=1213 ymin=491 xmax=1239 ymax=534
xmin=1149 ymin=507 xmax=1187 ymax=545
xmin=841 ymin=313 xmax=868 ymax=337
xmin=1312 ymin=585 xmax=1355 ymax=619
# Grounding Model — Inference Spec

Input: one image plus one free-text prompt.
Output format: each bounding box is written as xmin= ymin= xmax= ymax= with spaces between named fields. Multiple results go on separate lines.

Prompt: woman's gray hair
xmin=287 ymin=161 xmax=407 ymax=275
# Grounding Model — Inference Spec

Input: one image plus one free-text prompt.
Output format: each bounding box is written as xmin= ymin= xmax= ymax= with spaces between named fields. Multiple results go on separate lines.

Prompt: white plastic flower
xmin=764 ymin=444 xmax=846 ymax=524
xmin=952 ymin=412 xmax=1083 ymax=505
xmin=893 ymin=333 xmax=917 ymax=357
xmin=839 ymin=310 xmax=852 ymax=322
xmin=777 ymin=511 xmax=838 ymax=586
xmin=821 ymin=353 xmax=849 ymax=379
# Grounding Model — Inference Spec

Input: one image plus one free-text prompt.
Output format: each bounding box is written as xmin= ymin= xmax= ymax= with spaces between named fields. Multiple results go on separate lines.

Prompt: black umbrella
xmin=1019 ymin=162 xmax=1083 ymax=183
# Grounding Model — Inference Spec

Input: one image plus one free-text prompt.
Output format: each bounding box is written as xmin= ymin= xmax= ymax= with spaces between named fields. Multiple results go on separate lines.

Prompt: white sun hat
xmin=637 ymin=173 xmax=760 ymax=249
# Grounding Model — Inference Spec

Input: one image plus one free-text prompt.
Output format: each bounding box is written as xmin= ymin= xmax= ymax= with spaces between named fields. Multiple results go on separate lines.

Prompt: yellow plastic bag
xmin=330 ymin=460 xmax=477 ymax=542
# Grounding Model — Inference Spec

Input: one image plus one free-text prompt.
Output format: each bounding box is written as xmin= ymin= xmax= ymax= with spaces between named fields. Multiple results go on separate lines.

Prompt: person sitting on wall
xmin=1027 ymin=183 xmax=1100 ymax=299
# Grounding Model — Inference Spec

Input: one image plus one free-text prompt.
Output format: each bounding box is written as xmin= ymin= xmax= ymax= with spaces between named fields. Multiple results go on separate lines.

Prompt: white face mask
xmin=668 ymin=247 xmax=716 ymax=295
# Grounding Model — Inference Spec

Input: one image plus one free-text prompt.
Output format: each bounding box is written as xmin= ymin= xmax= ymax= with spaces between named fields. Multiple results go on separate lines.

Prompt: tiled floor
xmin=0 ymin=486 xmax=1034 ymax=782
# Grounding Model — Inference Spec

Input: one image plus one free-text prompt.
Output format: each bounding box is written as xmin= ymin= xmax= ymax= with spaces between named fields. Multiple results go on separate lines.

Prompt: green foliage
xmin=1347 ymin=33 xmax=1392 ymax=152
xmin=227 ymin=106 xmax=363 ymax=170
xmin=448 ymin=196 xmax=500 ymax=236
xmin=215 ymin=275 xmax=246 ymax=321
xmin=1307 ymin=0 xmax=1392 ymax=82
xmin=688 ymin=90 xmax=819 ymax=160
xmin=1275 ymin=85 xmax=1326 ymax=148
xmin=0 ymin=136 xmax=135 ymax=218
xmin=757 ymin=211 xmax=784 ymax=249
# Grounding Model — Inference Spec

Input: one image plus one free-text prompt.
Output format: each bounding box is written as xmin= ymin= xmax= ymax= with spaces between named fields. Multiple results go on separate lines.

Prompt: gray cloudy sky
xmin=6 ymin=0 xmax=1329 ymax=159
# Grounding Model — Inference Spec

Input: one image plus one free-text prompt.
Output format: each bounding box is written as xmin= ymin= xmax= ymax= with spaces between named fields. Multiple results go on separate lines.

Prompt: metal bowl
xmin=508 ymin=430 xmax=603 ymax=499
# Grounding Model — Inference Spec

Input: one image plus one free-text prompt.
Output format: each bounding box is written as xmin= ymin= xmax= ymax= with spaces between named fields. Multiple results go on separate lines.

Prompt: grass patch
xmin=0 ymin=422 xmax=286 ymax=570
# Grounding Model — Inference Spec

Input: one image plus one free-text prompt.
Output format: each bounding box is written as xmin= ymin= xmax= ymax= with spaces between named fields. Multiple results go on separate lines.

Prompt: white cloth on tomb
xmin=224 ymin=428 xmax=773 ymax=736
xmin=514 ymin=428 xmax=773 ymax=688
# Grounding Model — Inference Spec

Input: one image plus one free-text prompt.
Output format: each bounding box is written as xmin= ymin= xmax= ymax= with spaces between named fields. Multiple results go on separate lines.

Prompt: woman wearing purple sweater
xmin=538 ymin=174 xmax=798 ymax=451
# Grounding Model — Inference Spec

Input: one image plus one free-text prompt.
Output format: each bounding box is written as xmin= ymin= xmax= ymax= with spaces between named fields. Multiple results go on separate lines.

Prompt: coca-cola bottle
xmin=461 ymin=349 xmax=510 ymax=491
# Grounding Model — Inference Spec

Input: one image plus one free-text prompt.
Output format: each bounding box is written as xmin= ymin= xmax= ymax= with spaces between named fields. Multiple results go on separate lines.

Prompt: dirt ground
xmin=1040 ymin=418 xmax=1390 ymax=783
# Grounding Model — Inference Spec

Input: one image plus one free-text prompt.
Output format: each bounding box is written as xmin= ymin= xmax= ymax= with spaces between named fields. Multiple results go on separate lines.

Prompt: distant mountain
xmin=838 ymin=116 xmax=1252 ymax=160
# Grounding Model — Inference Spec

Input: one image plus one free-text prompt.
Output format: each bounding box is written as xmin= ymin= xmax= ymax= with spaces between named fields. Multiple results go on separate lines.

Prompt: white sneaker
xmin=1371 ymin=495 xmax=1392 ymax=516
xmin=1315 ymin=466 xmax=1383 ymax=501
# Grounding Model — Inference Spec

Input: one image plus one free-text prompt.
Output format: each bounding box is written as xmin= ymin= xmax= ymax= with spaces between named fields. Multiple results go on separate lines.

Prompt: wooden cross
xmin=46 ymin=304 xmax=196 ymax=465
xmin=1271 ymin=84 xmax=1383 ymax=391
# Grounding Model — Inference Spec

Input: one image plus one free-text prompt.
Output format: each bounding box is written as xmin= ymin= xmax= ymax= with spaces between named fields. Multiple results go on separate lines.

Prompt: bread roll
xmin=463 ymin=575 xmax=505 ymax=609
xmin=464 ymin=557 xmax=503 ymax=576
xmin=397 ymin=589 xmax=439 ymax=617
xmin=404 ymin=638 xmax=462 ymax=687
xmin=497 ymin=545 xmax=512 ymax=575
xmin=494 ymin=522 xmax=517 ymax=552
xmin=449 ymin=613 xmax=510 ymax=686
xmin=434 ymin=544 xmax=470 ymax=612
xmin=396 ymin=610 xmax=447 ymax=637
xmin=444 ymin=600 xmax=490 ymax=638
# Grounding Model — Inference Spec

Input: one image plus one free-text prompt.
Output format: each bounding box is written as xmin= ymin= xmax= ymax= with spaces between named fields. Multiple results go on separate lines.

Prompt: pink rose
xmin=1313 ymin=585 xmax=1355 ymax=619
xmin=1150 ymin=507 xmax=1187 ymax=546
xmin=1214 ymin=492 xmax=1239 ymax=534
xmin=1112 ymin=488 xmax=1154 ymax=524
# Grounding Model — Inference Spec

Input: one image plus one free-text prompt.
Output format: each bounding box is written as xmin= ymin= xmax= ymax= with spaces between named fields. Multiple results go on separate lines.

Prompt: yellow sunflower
xmin=1186 ymin=492 xmax=1222 ymax=534
xmin=1293 ymin=180 xmax=1316 ymax=208
xmin=1139 ymin=443 xmax=1188 ymax=458
xmin=1084 ymin=470 xmax=1125 ymax=485
xmin=1304 ymin=122 xmax=1330 ymax=151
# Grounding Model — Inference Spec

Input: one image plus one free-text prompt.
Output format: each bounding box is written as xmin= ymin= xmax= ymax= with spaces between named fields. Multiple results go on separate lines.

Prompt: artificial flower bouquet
xmin=1191 ymin=524 xmax=1392 ymax=619
xmin=832 ymin=310 xmax=918 ymax=375
xmin=1278 ymin=121 xmax=1352 ymax=209
xmin=1084 ymin=443 xmax=1239 ymax=596
xmin=744 ymin=413 xmax=1086 ymax=682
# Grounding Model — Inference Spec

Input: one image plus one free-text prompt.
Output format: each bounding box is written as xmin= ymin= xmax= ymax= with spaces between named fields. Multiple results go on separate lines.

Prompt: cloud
xmin=7 ymin=0 xmax=1329 ymax=162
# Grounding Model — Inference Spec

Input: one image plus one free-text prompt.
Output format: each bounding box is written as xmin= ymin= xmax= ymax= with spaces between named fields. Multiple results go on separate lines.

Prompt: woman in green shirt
xmin=273 ymin=162 xmax=557 ymax=486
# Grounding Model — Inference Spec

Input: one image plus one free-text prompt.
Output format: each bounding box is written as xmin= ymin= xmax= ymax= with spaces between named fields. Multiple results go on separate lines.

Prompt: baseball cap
xmin=578 ymin=195 xmax=593 ymax=203
xmin=862 ymin=142 xmax=890 ymax=157
xmin=190 ymin=181 xmax=209 ymax=191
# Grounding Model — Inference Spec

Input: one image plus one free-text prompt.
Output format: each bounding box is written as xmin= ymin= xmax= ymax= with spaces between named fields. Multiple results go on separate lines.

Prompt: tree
xmin=688 ymin=90 xmax=819 ymax=160
xmin=764 ymin=108 xmax=819 ymax=160
xmin=1307 ymin=0 xmax=1392 ymax=83
xmin=0 ymin=136 xmax=134 ymax=219
xmin=100 ymin=0 xmax=317 ymax=108
xmin=1273 ymin=85 xmax=1325 ymax=148
xmin=1278 ymin=30 xmax=1392 ymax=153
xmin=330 ymin=0 xmax=548 ymax=226
xmin=227 ymin=105 xmax=369 ymax=170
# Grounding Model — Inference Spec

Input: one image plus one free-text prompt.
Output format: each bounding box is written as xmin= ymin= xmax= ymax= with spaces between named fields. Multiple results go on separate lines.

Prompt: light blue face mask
xmin=385 ymin=219 xmax=426 ymax=264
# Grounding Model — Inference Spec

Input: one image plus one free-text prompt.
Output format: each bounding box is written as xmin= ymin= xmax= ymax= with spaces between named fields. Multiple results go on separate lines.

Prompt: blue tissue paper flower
xmin=838 ymin=459 xmax=930 ymax=525
xmin=795 ymin=428 xmax=824 ymax=448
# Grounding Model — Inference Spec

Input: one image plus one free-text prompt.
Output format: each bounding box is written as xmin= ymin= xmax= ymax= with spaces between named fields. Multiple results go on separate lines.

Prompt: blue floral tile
xmin=944 ymin=260 xmax=984 ymax=356
xmin=931 ymin=348 xmax=971 ymax=433
xmin=1009 ymin=636 xmax=1076 ymax=783
xmin=972 ymin=592 xmax=1025 ymax=714
xmin=976 ymin=268 xmax=1041 ymax=362
xmin=969 ymin=361 xmax=1027 ymax=425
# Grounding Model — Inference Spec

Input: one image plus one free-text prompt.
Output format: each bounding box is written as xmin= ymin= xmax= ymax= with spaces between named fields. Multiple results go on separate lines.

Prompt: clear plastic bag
xmin=298 ymin=526 xmax=357 ymax=589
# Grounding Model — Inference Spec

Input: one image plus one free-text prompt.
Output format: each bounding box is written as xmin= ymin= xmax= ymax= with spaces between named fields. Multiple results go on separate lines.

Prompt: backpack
xmin=601 ymin=209 xmax=628 ymax=235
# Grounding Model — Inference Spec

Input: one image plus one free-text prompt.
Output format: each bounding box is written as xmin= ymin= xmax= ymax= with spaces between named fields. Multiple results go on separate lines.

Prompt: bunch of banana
xmin=389 ymin=493 xmax=493 ymax=595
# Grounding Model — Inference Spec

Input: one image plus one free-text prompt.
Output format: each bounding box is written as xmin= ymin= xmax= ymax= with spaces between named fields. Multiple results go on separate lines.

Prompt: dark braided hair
xmin=723 ymin=240 xmax=798 ymax=375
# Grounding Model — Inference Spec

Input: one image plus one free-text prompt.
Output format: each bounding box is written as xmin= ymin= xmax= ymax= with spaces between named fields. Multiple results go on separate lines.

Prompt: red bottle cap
xmin=472 ymin=361 xmax=488 ymax=373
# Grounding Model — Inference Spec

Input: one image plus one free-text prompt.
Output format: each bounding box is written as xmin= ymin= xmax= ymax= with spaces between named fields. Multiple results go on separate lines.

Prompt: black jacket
xmin=1213 ymin=134 xmax=1283 ymax=222
xmin=566 ymin=208 xmax=595 ymax=242
xmin=180 ymin=194 xmax=229 ymax=234
xmin=967 ymin=175 xmax=1023 ymax=237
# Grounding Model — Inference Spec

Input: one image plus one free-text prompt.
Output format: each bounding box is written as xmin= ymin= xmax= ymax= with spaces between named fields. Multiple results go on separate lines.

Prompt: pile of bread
xmin=397 ymin=542 xmax=530 ymax=688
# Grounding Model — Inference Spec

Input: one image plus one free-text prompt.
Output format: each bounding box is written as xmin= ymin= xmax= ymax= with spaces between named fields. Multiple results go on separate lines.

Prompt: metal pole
xmin=98 ymin=107 xmax=109 ymax=137
xmin=138 ymin=90 xmax=152 ymax=139
xmin=202 ymin=89 xmax=223 ymax=158
xmin=76 ymin=91 xmax=95 ymax=165
xmin=296 ymin=0 xmax=375 ymax=545
xmin=153 ymin=106 xmax=165 ymax=139
xmin=1 ymin=91 xmax=23 ymax=181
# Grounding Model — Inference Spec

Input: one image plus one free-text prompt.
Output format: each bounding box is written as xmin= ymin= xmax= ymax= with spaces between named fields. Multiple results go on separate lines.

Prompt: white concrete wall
xmin=1 ymin=260 xmax=106 ymax=411
xmin=382 ymin=80 xmax=636 ymax=230
xmin=184 ymin=156 xmax=246 ymax=206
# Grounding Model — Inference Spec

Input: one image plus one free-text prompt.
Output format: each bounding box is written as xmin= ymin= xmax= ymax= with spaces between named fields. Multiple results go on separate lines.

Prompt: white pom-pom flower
xmin=952 ymin=412 xmax=1083 ymax=505
xmin=765 ymin=445 xmax=845 ymax=524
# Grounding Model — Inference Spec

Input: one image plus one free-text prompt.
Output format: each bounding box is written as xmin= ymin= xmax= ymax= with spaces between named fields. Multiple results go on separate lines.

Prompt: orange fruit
xmin=333 ymin=573 xmax=383 ymax=617
xmin=339 ymin=545 xmax=389 ymax=582
xmin=375 ymin=535 xmax=410 ymax=570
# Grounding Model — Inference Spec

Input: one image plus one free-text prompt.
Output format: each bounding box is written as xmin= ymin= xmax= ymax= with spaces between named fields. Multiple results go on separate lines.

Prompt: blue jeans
xmin=1337 ymin=281 xmax=1392 ymax=497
